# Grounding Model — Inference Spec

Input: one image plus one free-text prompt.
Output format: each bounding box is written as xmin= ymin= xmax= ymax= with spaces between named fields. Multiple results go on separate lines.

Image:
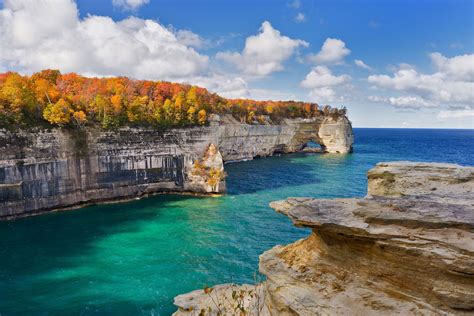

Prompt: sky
xmin=0 ymin=0 xmax=473 ymax=128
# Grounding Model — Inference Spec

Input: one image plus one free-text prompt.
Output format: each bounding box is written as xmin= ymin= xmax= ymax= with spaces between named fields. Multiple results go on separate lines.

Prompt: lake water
xmin=0 ymin=128 xmax=473 ymax=315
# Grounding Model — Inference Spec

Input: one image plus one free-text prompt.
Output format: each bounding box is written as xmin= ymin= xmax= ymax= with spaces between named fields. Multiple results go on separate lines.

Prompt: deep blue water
xmin=0 ymin=128 xmax=473 ymax=315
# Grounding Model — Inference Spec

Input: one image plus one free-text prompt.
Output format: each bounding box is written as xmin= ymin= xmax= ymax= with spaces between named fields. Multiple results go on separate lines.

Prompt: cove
xmin=0 ymin=128 xmax=473 ymax=315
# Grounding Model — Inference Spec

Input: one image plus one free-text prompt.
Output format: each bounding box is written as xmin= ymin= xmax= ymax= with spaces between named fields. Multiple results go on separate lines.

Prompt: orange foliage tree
xmin=0 ymin=70 xmax=346 ymax=129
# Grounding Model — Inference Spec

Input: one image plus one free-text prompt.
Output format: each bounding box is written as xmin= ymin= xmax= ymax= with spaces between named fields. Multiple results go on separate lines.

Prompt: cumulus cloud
xmin=0 ymin=0 xmax=208 ymax=81
xmin=300 ymin=66 xmax=351 ymax=103
xmin=190 ymin=74 xmax=250 ymax=99
xmin=368 ymin=53 xmax=474 ymax=109
xmin=216 ymin=21 xmax=308 ymax=76
xmin=308 ymin=87 xmax=341 ymax=103
xmin=368 ymin=96 xmax=434 ymax=109
xmin=175 ymin=29 xmax=205 ymax=48
xmin=190 ymin=74 xmax=298 ymax=101
xmin=430 ymin=52 xmax=474 ymax=81
xmin=354 ymin=59 xmax=372 ymax=70
xmin=295 ymin=13 xmax=306 ymax=23
xmin=308 ymin=38 xmax=350 ymax=64
xmin=112 ymin=0 xmax=149 ymax=10
xmin=301 ymin=66 xmax=350 ymax=88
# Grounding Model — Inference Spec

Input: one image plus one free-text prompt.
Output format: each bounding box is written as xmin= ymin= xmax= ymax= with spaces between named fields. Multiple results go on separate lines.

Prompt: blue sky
xmin=1 ymin=0 xmax=473 ymax=128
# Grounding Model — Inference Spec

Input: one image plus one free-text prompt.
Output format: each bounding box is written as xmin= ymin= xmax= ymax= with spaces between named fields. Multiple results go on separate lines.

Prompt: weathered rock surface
xmin=174 ymin=161 xmax=474 ymax=315
xmin=173 ymin=283 xmax=268 ymax=316
xmin=0 ymin=114 xmax=352 ymax=218
xmin=217 ymin=115 xmax=353 ymax=162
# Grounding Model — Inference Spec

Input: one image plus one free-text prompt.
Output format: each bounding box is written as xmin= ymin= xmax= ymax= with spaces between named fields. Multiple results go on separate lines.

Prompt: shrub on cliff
xmin=0 ymin=70 xmax=348 ymax=130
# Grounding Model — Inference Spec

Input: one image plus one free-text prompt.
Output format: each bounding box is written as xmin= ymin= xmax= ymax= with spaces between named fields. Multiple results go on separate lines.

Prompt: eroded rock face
xmin=173 ymin=283 xmax=268 ymax=316
xmin=0 ymin=114 xmax=352 ymax=218
xmin=174 ymin=162 xmax=474 ymax=315
xmin=318 ymin=116 xmax=354 ymax=153
xmin=0 ymin=127 xmax=223 ymax=219
xmin=216 ymin=115 xmax=354 ymax=161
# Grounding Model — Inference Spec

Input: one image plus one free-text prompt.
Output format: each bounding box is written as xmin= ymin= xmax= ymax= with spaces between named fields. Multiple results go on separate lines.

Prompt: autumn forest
xmin=0 ymin=70 xmax=347 ymax=130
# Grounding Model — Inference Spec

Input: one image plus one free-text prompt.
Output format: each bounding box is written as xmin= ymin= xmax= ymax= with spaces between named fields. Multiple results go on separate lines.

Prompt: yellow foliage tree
xmin=186 ymin=86 xmax=198 ymax=106
xmin=198 ymin=109 xmax=207 ymax=125
xmin=174 ymin=96 xmax=184 ymax=124
xmin=127 ymin=96 xmax=147 ymax=122
xmin=206 ymin=167 xmax=223 ymax=192
xmin=43 ymin=98 xmax=73 ymax=125
xmin=247 ymin=111 xmax=255 ymax=124
xmin=163 ymin=98 xmax=173 ymax=123
xmin=110 ymin=94 xmax=123 ymax=114
xmin=187 ymin=106 xmax=196 ymax=124
xmin=0 ymin=73 xmax=36 ymax=123
xmin=72 ymin=110 xmax=87 ymax=127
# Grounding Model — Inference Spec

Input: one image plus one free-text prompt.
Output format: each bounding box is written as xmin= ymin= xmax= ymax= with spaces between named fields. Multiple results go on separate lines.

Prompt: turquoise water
xmin=0 ymin=128 xmax=473 ymax=315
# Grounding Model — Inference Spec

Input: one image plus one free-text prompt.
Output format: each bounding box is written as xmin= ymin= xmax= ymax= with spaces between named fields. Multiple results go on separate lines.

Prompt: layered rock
xmin=174 ymin=162 xmax=474 ymax=315
xmin=216 ymin=115 xmax=353 ymax=162
xmin=0 ymin=114 xmax=352 ymax=219
xmin=0 ymin=126 xmax=225 ymax=219
xmin=174 ymin=284 xmax=268 ymax=316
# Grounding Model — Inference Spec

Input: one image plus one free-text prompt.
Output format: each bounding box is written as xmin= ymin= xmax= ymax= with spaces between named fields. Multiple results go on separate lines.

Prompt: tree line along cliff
xmin=0 ymin=70 xmax=354 ymax=219
xmin=0 ymin=70 xmax=347 ymax=130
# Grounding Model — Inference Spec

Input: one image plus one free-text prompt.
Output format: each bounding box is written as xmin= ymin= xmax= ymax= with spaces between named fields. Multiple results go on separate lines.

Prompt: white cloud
xmin=0 ymin=0 xmax=208 ymax=81
xmin=295 ymin=13 xmax=306 ymax=23
xmin=175 ymin=29 xmax=205 ymax=48
xmin=308 ymin=87 xmax=340 ymax=103
xmin=368 ymin=54 xmax=474 ymax=109
xmin=190 ymin=74 xmax=298 ymax=101
xmin=216 ymin=21 xmax=308 ymax=76
xmin=437 ymin=107 xmax=474 ymax=120
xmin=190 ymin=74 xmax=250 ymax=99
xmin=301 ymin=66 xmax=350 ymax=104
xmin=112 ymin=0 xmax=149 ymax=10
xmin=308 ymin=38 xmax=350 ymax=64
xmin=368 ymin=95 xmax=434 ymax=109
xmin=354 ymin=59 xmax=372 ymax=70
xmin=301 ymin=66 xmax=350 ymax=88
xmin=430 ymin=52 xmax=474 ymax=81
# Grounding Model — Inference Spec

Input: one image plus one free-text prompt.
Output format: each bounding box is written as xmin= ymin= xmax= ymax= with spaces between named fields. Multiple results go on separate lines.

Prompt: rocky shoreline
xmin=173 ymin=161 xmax=474 ymax=315
xmin=0 ymin=114 xmax=353 ymax=219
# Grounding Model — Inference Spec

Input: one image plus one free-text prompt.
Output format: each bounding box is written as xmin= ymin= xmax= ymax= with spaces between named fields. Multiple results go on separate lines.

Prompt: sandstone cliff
xmin=174 ymin=161 xmax=474 ymax=315
xmin=0 ymin=115 xmax=353 ymax=219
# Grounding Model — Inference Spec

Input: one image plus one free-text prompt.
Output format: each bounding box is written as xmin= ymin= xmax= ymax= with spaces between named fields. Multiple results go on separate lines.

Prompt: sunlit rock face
xmin=0 ymin=114 xmax=352 ymax=218
xmin=174 ymin=162 xmax=474 ymax=315
xmin=216 ymin=114 xmax=353 ymax=161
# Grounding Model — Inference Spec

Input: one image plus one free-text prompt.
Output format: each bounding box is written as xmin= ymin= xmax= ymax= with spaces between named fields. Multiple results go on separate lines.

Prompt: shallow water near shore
xmin=0 ymin=128 xmax=473 ymax=315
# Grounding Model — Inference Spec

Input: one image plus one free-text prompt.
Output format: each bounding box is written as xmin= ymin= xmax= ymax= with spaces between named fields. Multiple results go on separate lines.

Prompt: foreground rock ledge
xmin=174 ymin=162 xmax=474 ymax=315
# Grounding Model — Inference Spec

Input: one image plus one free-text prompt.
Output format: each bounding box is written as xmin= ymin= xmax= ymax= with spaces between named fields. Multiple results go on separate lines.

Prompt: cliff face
xmin=217 ymin=115 xmax=353 ymax=162
xmin=0 ymin=126 xmax=224 ymax=219
xmin=174 ymin=162 xmax=474 ymax=315
xmin=0 ymin=115 xmax=353 ymax=219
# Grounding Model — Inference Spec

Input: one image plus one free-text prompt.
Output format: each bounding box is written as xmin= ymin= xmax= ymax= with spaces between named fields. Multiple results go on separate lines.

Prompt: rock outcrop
xmin=216 ymin=115 xmax=353 ymax=162
xmin=0 ymin=127 xmax=225 ymax=219
xmin=174 ymin=161 xmax=474 ymax=315
xmin=0 ymin=114 xmax=352 ymax=219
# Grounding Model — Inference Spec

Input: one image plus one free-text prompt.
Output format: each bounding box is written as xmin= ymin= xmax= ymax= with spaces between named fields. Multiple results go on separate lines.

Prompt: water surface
xmin=0 ymin=128 xmax=473 ymax=315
